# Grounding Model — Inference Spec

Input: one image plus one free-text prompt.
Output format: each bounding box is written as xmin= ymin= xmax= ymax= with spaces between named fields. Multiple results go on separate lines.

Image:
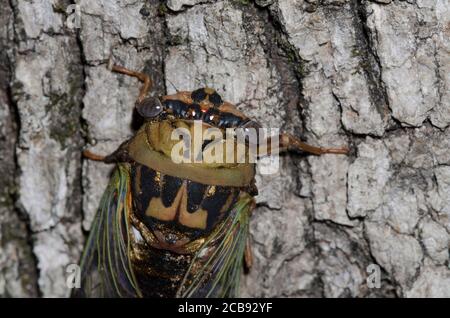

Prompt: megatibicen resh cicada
xmin=74 ymin=61 xmax=348 ymax=298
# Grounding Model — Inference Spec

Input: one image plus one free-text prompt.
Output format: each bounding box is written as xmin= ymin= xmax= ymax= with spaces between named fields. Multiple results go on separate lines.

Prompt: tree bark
xmin=0 ymin=0 xmax=449 ymax=297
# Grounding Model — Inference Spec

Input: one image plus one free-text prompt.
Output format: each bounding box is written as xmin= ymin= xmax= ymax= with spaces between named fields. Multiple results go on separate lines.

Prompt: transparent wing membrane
xmin=177 ymin=195 xmax=253 ymax=298
xmin=74 ymin=164 xmax=140 ymax=297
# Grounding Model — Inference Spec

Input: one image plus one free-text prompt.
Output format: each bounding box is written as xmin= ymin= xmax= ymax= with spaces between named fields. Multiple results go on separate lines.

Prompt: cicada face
xmin=129 ymin=88 xmax=257 ymax=177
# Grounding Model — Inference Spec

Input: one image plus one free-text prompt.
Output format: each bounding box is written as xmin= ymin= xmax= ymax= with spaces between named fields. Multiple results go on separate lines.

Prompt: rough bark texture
xmin=0 ymin=0 xmax=449 ymax=298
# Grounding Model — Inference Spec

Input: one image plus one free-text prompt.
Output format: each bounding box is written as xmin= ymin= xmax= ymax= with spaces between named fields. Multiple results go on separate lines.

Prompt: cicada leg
xmin=259 ymin=133 xmax=349 ymax=156
xmin=244 ymin=198 xmax=256 ymax=272
xmin=83 ymin=150 xmax=106 ymax=162
xmin=83 ymin=59 xmax=153 ymax=163
xmin=83 ymin=141 xmax=132 ymax=164
xmin=107 ymin=59 xmax=152 ymax=104
xmin=83 ymin=149 xmax=118 ymax=163
xmin=244 ymin=237 xmax=253 ymax=272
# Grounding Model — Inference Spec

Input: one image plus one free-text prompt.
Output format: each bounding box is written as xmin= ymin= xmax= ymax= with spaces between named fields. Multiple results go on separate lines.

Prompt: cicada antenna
xmin=166 ymin=78 xmax=180 ymax=93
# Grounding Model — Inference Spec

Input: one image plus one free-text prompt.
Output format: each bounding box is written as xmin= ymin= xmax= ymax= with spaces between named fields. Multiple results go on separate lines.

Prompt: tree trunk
xmin=0 ymin=0 xmax=449 ymax=297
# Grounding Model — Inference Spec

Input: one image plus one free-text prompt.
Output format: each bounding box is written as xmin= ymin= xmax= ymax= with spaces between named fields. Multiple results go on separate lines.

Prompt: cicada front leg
xmin=83 ymin=61 xmax=154 ymax=162
xmin=107 ymin=59 xmax=152 ymax=104
xmin=83 ymin=143 xmax=131 ymax=164
xmin=258 ymin=133 xmax=349 ymax=156
xmin=279 ymin=133 xmax=349 ymax=155
xmin=83 ymin=150 xmax=107 ymax=162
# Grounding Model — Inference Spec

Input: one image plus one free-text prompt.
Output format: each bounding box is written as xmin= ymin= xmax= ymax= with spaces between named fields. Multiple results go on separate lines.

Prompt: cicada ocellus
xmin=74 ymin=62 xmax=348 ymax=298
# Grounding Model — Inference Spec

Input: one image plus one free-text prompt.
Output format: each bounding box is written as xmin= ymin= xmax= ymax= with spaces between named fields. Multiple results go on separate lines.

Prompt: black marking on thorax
xmin=201 ymin=186 xmax=239 ymax=230
xmin=131 ymin=163 xmax=240 ymax=232
xmin=208 ymin=92 xmax=223 ymax=107
xmin=190 ymin=87 xmax=223 ymax=107
xmin=161 ymin=175 xmax=183 ymax=207
xmin=130 ymin=164 xmax=160 ymax=214
xmin=186 ymin=180 xmax=208 ymax=213
xmin=191 ymin=88 xmax=207 ymax=103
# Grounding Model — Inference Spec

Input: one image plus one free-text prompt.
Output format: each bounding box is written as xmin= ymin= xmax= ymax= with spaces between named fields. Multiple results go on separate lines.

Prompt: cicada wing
xmin=177 ymin=194 xmax=254 ymax=298
xmin=73 ymin=164 xmax=141 ymax=298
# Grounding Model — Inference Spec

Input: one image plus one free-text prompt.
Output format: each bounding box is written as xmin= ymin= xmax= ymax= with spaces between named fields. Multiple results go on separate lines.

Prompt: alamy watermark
xmin=66 ymin=1 xmax=82 ymax=29
xmin=66 ymin=264 xmax=81 ymax=289
xmin=366 ymin=264 xmax=381 ymax=289
xmin=170 ymin=121 xmax=280 ymax=174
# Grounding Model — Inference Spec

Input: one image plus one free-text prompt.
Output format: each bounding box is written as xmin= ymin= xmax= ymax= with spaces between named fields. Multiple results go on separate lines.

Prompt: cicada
xmin=74 ymin=62 xmax=348 ymax=298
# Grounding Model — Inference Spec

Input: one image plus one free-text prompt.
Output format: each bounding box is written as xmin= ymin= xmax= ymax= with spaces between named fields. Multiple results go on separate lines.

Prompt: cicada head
xmin=121 ymin=88 xmax=257 ymax=189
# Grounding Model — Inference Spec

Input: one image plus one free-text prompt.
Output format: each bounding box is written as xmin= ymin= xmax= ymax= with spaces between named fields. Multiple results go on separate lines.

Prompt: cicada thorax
xmin=129 ymin=163 xmax=240 ymax=242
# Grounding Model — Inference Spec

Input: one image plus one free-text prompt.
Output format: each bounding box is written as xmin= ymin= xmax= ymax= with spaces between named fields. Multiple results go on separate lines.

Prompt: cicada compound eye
xmin=136 ymin=97 xmax=164 ymax=118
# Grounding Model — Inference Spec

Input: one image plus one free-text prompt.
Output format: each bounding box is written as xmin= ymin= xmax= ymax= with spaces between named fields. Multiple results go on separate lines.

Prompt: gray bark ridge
xmin=0 ymin=0 xmax=448 ymax=297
